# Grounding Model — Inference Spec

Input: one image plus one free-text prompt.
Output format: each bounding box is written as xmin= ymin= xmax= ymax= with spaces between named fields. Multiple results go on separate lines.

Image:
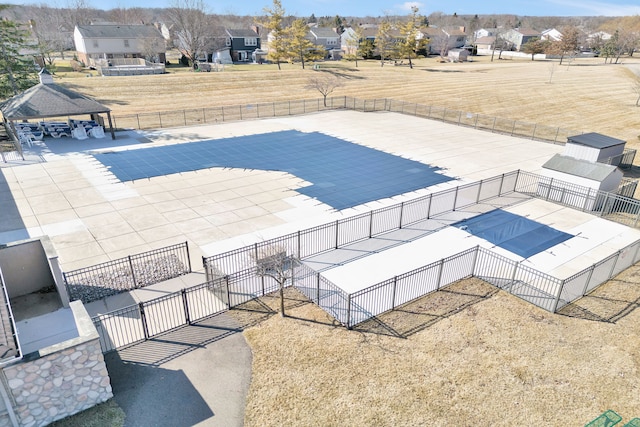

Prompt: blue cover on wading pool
xmin=453 ymin=209 xmax=573 ymax=258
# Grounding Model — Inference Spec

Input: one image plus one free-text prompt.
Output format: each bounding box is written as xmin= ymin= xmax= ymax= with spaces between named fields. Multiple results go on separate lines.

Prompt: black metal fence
xmin=92 ymin=279 xmax=228 ymax=353
xmin=64 ymin=241 xmax=192 ymax=304
xmin=201 ymin=170 xmax=640 ymax=328
xmin=202 ymin=172 xmax=519 ymax=278
xmin=112 ymin=96 xmax=586 ymax=146
xmin=88 ymin=170 xmax=640 ymax=350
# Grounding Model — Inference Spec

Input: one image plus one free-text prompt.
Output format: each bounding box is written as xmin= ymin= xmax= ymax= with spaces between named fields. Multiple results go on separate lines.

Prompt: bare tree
xmin=633 ymin=75 xmax=640 ymax=107
xmin=166 ymin=0 xmax=212 ymax=69
xmin=252 ymin=244 xmax=299 ymax=317
xmin=306 ymin=73 xmax=344 ymax=106
xmin=547 ymin=63 xmax=556 ymax=84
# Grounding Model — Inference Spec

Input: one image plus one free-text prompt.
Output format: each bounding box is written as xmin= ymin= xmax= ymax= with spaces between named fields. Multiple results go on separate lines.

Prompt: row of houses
xmin=73 ymin=22 xmax=471 ymax=66
xmin=73 ymin=22 xmax=615 ymax=67
xmin=474 ymin=27 xmax=612 ymax=52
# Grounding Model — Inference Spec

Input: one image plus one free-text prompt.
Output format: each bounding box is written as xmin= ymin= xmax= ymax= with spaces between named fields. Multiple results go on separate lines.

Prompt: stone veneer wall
xmin=0 ymin=302 xmax=112 ymax=427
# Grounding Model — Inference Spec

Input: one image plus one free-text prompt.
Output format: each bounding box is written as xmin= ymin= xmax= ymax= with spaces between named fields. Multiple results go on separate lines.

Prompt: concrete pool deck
xmin=0 ymin=110 xmax=565 ymax=271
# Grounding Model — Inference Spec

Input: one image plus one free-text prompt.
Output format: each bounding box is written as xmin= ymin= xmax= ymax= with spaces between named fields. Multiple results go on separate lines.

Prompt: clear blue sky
xmin=6 ymin=0 xmax=640 ymax=16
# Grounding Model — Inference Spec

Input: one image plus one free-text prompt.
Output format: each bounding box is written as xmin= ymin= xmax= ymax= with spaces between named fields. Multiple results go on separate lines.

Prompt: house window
xmin=124 ymin=39 xmax=130 ymax=48
xmin=93 ymin=40 xmax=99 ymax=48
xmin=245 ymin=37 xmax=257 ymax=46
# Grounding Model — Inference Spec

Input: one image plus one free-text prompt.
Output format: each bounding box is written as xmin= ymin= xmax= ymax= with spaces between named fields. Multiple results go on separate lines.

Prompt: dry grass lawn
xmin=55 ymin=55 xmax=640 ymax=425
xmin=231 ymin=272 xmax=640 ymax=426
xmin=58 ymin=55 xmax=640 ymax=149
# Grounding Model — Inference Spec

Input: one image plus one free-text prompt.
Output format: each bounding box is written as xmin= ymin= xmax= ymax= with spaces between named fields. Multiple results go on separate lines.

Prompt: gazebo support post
xmin=106 ymin=112 xmax=115 ymax=140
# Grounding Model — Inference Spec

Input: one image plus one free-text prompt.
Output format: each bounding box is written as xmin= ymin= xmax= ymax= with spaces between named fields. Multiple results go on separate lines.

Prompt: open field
xmin=56 ymin=54 xmax=640 ymax=149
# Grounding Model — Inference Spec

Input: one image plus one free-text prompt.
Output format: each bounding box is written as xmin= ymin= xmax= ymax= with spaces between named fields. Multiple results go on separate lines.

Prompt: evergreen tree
xmin=397 ymin=6 xmax=420 ymax=68
xmin=286 ymin=19 xmax=323 ymax=69
xmin=0 ymin=11 xmax=39 ymax=99
xmin=259 ymin=0 xmax=287 ymax=70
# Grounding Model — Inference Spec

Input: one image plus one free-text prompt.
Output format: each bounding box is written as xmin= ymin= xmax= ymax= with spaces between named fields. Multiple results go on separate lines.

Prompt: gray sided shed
xmin=448 ymin=48 xmax=468 ymax=62
xmin=540 ymin=154 xmax=623 ymax=211
xmin=564 ymin=132 xmax=626 ymax=163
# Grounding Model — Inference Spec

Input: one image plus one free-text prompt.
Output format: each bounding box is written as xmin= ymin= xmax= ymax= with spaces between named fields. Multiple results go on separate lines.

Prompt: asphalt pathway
xmin=104 ymin=312 xmax=251 ymax=427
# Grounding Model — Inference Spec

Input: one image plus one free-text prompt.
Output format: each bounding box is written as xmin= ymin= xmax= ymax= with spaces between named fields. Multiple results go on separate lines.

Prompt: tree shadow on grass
xmin=353 ymin=279 xmax=498 ymax=338
xmin=315 ymin=68 xmax=367 ymax=80
xmin=557 ymin=278 xmax=640 ymax=323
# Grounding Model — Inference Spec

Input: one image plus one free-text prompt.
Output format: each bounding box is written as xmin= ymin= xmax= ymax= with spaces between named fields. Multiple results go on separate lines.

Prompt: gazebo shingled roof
xmin=0 ymin=69 xmax=115 ymax=139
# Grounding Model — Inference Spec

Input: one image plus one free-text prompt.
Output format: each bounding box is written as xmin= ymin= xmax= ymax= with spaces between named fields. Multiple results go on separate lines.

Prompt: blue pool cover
xmin=93 ymin=130 xmax=454 ymax=210
xmin=453 ymin=209 xmax=573 ymax=258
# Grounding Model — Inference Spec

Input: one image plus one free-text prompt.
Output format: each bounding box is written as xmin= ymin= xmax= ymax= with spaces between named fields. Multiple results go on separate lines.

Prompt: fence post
xmin=509 ymin=260 xmax=518 ymax=292
xmin=240 ymin=105 xmax=243 ymax=120
xmin=452 ymin=186 xmax=459 ymax=211
xmin=474 ymin=114 xmax=479 ymax=129
xmin=139 ymin=302 xmax=150 ymax=340
xmin=435 ymin=259 xmax=445 ymax=289
xmin=316 ymin=272 xmax=321 ymax=303
xmin=158 ymin=112 xmax=162 ymax=129
xmin=183 ymin=110 xmax=187 ymax=126
xmin=136 ymin=114 xmax=141 ymax=130
xmin=551 ymin=279 xmax=565 ymax=312
xmin=545 ymin=178 xmax=553 ymax=201
xmin=222 ymin=106 xmax=225 ymax=122
xmin=203 ymin=256 xmax=210 ymax=282
xmin=531 ymin=124 xmax=537 ymax=140
xmin=297 ymin=230 xmax=301 ymax=259
xmin=510 ymin=121 xmax=516 ymax=135
xmin=128 ymin=255 xmax=138 ymax=288
xmin=369 ymin=210 xmax=374 ymax=238
xmin=608 ymin=250 xmax=623 ymax=280
xmin=346 ymin=294 xmax=352 ymax=329
xmin=185 ymin=241 xmax=192 ymax=272
xmin=391 ymin=276 xmax=398 ymax=309
xmin=399 ymin=202 xmax=404 ymax=229
xmin=581 ymin=264 xmax=596 ymax=297
xmin=335 ymin=220 xmax=339 ymax=249
xmin=476 ymin=180 xmax=483 ymax=203
xmin=554 ymin=127 xmax=560 ymax=142
xmin=582 ymin=188 xmax=592 ymax=212
xmin=225 ymin=275 xmax=232 ymax=308
xmin=470 ymin=246 xmax=480 ymax=275
xmin=426 ymin=193 xmax=432 ymax=219
xmin=491 ymin=117 xmax=496 ymax=133
xmin=182 ymin=289 xmax=191 ymax=325
xmin=203 ymin=108 xmax=206 ymax=124
xmin=288 ymin=100 xmax=291 ymax=115
xmin=600 ymin=192 xmax=610 ymax=217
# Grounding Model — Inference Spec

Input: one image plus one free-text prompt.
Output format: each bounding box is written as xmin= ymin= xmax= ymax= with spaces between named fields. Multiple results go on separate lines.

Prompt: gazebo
xmin=0 ymin=69 xmax=116 ymax=140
